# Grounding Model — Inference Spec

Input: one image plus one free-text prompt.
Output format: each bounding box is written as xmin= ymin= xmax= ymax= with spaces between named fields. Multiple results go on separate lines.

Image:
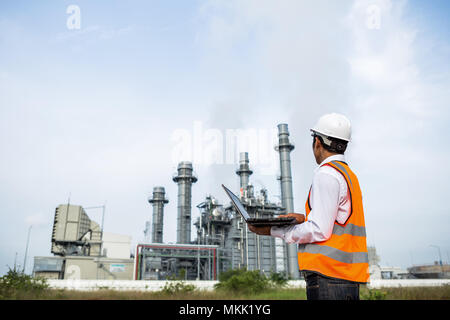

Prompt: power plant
xmin=34 ymin=123 xmax=299 ymax=280
xmin=134 ymin=123 xmax=298 ymax=280
xmin=135 ymin=148 xmax=289 ymax=280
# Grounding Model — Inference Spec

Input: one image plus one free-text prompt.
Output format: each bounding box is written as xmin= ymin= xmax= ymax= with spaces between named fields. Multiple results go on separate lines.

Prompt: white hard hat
xmin=311 ymin=113 xmax=352 ymax=142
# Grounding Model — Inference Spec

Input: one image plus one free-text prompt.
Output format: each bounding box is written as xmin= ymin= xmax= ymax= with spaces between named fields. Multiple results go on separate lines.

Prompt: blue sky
xmin=1 ymin=0 xmax=449 ymax=275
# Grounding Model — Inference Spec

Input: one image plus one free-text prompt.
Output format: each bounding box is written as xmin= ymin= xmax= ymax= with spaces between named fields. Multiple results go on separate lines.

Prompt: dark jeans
xmin=304 ymin=271 xmax=360 ymax=300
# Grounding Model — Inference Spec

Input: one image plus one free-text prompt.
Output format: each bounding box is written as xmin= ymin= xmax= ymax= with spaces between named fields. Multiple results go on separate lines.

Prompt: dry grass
xmin=6 ymin=286 xmax=450 ymax=300
xmin=20 ymin=287 xmax=306 ymax=300
xmin=363 ymin=286 xmax=450 ymax=300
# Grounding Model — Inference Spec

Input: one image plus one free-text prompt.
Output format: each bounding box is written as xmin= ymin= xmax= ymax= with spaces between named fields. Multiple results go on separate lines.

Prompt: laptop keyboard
xmin=247 ymin=217 xmax=295 ymax=223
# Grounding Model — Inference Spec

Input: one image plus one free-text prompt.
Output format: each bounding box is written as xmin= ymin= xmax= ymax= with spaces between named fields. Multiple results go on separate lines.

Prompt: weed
xmin=361 ymin=289 xmax=387 ymax=300
xmin=160 ymin=281 xmax=196 ymax=295
xmin=0 ymin=266 xmax=49 ymax=299
xmin=269 ymin=271 xmax=289 ymax=287
xmin=96 ymin=286 xmax=111 ymax=290
xmin=215 ymin=269 xmax=287 ymax=295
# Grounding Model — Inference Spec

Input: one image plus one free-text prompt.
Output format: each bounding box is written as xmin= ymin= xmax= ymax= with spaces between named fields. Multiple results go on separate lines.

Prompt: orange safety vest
xmin=297 ymin=160 xmax=370 ymax=283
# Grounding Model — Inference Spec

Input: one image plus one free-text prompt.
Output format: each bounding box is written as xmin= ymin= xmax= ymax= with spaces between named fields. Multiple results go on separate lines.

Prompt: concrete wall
xmin=47 ymin=280 xmax=216 ymax=291
xmin=46 ymin=279 xmax=450 ymax=291
xmin=34 ymin=271 xmax=60 ymax=279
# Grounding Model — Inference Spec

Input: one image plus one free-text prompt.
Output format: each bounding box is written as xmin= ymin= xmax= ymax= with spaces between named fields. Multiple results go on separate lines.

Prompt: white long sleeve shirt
xmin=271 ymin=154 xmax=351 ymax=244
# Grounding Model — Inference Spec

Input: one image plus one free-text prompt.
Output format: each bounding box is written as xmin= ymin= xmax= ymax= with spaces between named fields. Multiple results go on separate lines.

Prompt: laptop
xmin=222 ymin=184 xmax=296 ymax=227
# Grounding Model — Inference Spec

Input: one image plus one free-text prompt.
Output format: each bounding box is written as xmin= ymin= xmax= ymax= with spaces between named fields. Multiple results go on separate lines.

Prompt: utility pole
xmin=23 ymin=225 xmax=32 ymax=274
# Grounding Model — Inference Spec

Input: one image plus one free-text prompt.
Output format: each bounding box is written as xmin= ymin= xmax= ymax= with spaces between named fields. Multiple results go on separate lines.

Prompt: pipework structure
xmin=136 ymin=123 xmax=299 ymax=280
xmin=148 ymin=186 xmax=169 ymax=243
xmin=135 ymin=243 xmax=220 ymax=280
xmin=194 ymin=152 xmax=287 ymax=275
xmin=173 ymin=161 xmax=198 ymax=244
xmin=275 ymin=123 xmax=300 ymax=279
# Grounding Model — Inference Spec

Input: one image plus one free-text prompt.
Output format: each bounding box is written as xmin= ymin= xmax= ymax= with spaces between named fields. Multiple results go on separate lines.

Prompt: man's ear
xmin=314 ymin=136 xmax=322 ymax=149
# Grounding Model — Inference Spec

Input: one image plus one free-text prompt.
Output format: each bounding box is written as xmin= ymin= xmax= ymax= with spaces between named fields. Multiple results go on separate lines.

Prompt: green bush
xmin=217 ymin=268 xmax=248 ymax=282
xmin=0 ymin=266 xmax=49 ymax=299
xmin=215 ymin=269 xmax=287 ymax=295
xmin=269 ymin=271 xmax=289 ymax=287
xmin=160 ymin=281 xmax=196 ymax=295
xmin=361 ymin=289 xmax=387 ymax=300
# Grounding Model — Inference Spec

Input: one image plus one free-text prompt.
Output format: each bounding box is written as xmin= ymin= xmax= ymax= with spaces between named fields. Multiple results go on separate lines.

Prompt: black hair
xmin=312 ymin=134 xmax=348 ymax=154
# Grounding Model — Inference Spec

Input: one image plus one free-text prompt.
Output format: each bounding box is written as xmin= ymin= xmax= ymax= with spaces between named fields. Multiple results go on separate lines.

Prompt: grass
xmin=360 ymin=285 xmax=450 ymax=300
xmin=5 ymin=286 xmax=449 ymax=300
xmin=3 ymin=284 xmax=450 ymax=300
xmin=1 ymin=267 xmax=449 ymax=300
xmin=1 ymin=287 xmax=308 ymax=300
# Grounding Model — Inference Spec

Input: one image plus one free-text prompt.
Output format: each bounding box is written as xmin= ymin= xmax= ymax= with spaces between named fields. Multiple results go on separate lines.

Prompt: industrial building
xmin=33 ymin=204 xmax=134 ymax=280
xmin=134 ymin=123 xmax=298 ymax=280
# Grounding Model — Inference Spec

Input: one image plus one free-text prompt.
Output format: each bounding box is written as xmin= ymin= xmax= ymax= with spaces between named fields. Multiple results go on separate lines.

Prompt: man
xmin=249 ymin=113 xmax=369 ymax=300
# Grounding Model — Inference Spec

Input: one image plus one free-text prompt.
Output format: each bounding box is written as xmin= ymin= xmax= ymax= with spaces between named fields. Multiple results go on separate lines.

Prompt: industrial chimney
xmin=236 ymin=152 xmax=253 ymax=195
xmin=173 ymin=161 xmax=197 ymax=244
xmin=148 ymin=186 xmax=169 ymax=243
xmin=275 ymin=123 xmax=300 ymax=279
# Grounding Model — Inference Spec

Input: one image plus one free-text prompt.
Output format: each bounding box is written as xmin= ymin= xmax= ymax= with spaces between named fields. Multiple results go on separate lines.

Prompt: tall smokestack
xmin=275 ymin=123 xmax=300 ymax=279
xmin=173 ymin=161 xmax=197 ymax=244
xmin=236 ymin=152 xmax=253 ymax=193
xmin=148 ymin=186 xmax=169 ymax=243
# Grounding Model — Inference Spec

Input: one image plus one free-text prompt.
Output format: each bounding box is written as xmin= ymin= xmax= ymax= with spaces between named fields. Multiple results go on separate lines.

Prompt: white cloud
xmin=55 ymin=24 xmax=135 ymax=42
xmin=346 ymin=0 xmax=450 ymax=265
xmin=24 ymin=213 xmax=48 ymax=227
xmin=196 ymin=0 xmax=450 ymax=267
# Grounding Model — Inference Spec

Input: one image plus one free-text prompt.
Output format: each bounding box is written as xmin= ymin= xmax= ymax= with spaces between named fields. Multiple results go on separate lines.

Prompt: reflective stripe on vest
xmin=298 ymin=244 xmax=369 ymax=264
xmin=332 ymin=223 xmax=366 ymax=237
xmin=298 ymin=160 xmax=369 ymax=283
xmin=330 ymin=161 xmax=353 ymax=189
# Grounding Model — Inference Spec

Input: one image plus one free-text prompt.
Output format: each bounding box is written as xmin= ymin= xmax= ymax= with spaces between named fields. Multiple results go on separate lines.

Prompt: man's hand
xmin=279 ymin=213 xmax=305 ymax=224
xmin=248 ymin=224 xmax=271 ymax=235
xmin=247 ymin=213 xmax=305 ymax=236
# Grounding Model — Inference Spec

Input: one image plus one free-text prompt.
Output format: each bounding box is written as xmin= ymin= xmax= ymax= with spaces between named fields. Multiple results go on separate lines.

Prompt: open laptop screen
xmin=222 ymin=185 xmax=250 ymax=220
